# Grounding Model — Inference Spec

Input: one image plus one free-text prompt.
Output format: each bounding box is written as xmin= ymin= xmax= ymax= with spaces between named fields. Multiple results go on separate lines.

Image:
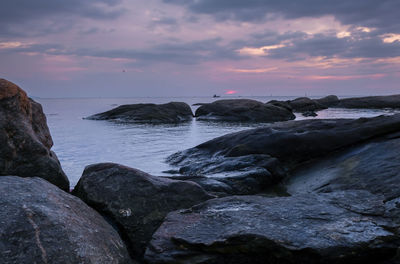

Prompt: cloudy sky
xmin=0 ymin=0 xmax=399 ymax=97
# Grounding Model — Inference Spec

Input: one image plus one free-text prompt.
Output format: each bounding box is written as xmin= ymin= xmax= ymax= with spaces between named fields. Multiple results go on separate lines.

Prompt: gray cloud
xmin=1 ymin=38 xmax=243 ymax=65
xmin=163 ymin=0 xmax=400 ymax=33
xmin=0 ymin=0 xmax=124 ymax=37
xmin=265 ymin=31 xmax=400 ymax=60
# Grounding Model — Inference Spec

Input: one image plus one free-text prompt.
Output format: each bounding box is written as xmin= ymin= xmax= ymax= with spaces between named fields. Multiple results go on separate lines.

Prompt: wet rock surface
xmin=167 ymin=115 xmax=400 ymax=195
xmin=85 ymin=102 xmax=193 ymax=123
xmin=0 ymin=78 xmax=69 ymax=191
xmin=337 ymin=94 xmax=400 ymax=109
xmin=0 ymin=176 xmax=132 ymax=264
xmin=314 ymin=95 xmax=339 ymax=107
xmin=145 ymin=191 xmax=399 ymax=264
xmin=287 ymin=135 xmax=400 ymax=200
xmin=72 ymin=163 xmax=214 ymax=258
xmin=194 ymin=99 xmax=295 ymax=122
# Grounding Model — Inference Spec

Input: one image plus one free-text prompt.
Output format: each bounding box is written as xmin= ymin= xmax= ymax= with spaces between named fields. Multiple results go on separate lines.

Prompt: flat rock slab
xmin=167 ymin=115 xmax=400 ymax=195
xmin=0 ymin=176 xmax=132 ymax=264
xmin=73 ymin=163 xmax=214 ymax=258
xmin=0 ymin=78 xmax=69 ymax=190
xmin=337 ymin=95 xmax=400 ymax=109
xmin=145 ymin=191 xmax=399 ymax=264
xmin=85 ymin=102 xmax=193 ymax=123
xmin=194 ymin=99 xmax=295 ymax=122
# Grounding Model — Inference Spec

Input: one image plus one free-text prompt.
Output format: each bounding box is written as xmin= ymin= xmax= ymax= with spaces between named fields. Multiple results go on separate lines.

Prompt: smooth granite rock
xmin=0 ymin=78 xmax=69 ymax=191
xmin=72 ymin=163 xmax=214 ymax=258
xmin=287 ymin=135 xmax=400 ymax=201
xmin=85 ymin=102 xmax=193 ymax=123
xmin=314 ymin=95 xmax=339 ymax=107
xmin=194 ymin=99 xmax=295 ymax=122
xmin=167 ymin=115 xmax=400 ymax=195
xmin=0 ymin=176 xmax=132 ymax=264
xmin=337 ymin=95 xmax=400 ymax=109
xmin=288 ymin=97 xmax=327 ymax=112
xmin=145 ymin=191 xmax=399 ymax=264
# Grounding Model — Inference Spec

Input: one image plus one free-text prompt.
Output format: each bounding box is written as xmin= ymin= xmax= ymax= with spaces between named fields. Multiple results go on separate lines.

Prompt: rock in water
xmin=194 ymin=99 xmax=295 ymax=122
xmin=85 ymin=102 xmax=193 ymax=123
xmin=145 ymin=192 xmax=399 ymax=264
xmin=314 ymin=95 xmax=339 ymax=107
xmin=167 ymin=115 xmax=400 ymax=195
xmin=288 ymin=97 xmax=327 ymax=112
xmin=337 ymin=94 xmax=400 ymax=109
xmin=0 ymin=176 xmax=132 ymax=264
xmin=0 ymin=79 xmax=69 ymax=191
xmin=72 ymin=163 xmax=214 ymax=258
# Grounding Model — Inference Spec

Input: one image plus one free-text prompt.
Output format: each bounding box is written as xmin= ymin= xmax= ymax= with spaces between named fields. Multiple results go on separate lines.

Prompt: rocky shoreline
xmin=1 ymin=78 xmax=400 ymax=263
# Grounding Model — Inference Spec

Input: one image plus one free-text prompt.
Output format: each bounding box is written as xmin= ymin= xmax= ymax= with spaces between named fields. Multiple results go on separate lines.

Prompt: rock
xmin=287 ymin=135 xmax=400 ymax=201
xmin=266 ymin=100 xmax=293 ymax=111
xmin=72 ymin=163 xmax=214 ymax=258
xmin=314 ymin=95 xmax=339 ymax=107
xmin=0 ymin=79 xmax=69 ymax=191
xmin=337 ymin=94 xmax=400 ymax=109
xmin=302 ymin=110 xmax=318 ymax=117
xmin=167 ymin=115 xmax=400 ymax=195
xmin=288 ymin=97 xmax=327 ymax=112
xmin=85 ymin=102 xmax=193 ymax=123
xmin=145 ymin=191 xmax=399 ymax=264
xmin=194 ymin=99 xmax=295 ymax=122
xmin=0 ymin=176 xmax=132 ymax=264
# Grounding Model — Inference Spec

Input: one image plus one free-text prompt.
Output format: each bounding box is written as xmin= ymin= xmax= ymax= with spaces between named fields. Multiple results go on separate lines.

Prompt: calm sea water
xmin=37 ymin=96 xmax=400 ymax=188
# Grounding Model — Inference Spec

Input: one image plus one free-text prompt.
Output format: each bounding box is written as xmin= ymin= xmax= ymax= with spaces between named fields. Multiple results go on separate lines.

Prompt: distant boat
xmin=213 ymin=94 xmax=220 ymax=98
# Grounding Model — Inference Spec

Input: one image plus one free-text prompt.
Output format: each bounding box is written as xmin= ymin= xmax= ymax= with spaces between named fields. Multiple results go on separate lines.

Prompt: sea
xmin=36 ymin=96 xmax=400 ymax=188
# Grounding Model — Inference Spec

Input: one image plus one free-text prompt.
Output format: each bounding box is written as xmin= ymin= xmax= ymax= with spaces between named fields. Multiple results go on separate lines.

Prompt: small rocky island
xmin=2 ymin=78 xmax=400 ymax=263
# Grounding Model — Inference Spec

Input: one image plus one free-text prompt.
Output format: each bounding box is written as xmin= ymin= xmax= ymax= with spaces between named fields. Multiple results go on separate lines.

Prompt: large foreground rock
xmin=337 ymin=94 xmax=400 ymax=109
xmin=85 ymin=102 xmax=193 ymax=123
xmin=167 ymin=114 xmax=400 ymax=195
xmin=194 ymin=99 xmax=295 ymax=122
xmin=0 ymin=176 xmax=132 ymax=264
xmin=72 ymin=163 xmax=214 ymax=258
xmin=0 ymin=79 xmax=69 ymax=191
xmin=145 ymin=191 xmax=399 ymax=264
xmin=287 ymin=135 xmax=400 ymax=201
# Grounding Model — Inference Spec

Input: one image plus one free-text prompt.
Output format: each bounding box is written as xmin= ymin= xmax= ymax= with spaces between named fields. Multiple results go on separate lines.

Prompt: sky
xmin=0 ymin=0 xmax=399 ymax=97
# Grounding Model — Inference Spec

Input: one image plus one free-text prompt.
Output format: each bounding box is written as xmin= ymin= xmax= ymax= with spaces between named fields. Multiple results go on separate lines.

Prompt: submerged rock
xmin=194 ymin=99 xmax=295 ymax=122
xmin=85 ymin=102 xmax=193 ymax=123
xmin=145 ymin=191 xmax=399 ymax=264
xmin=302 ymin=110 xmax=318 ymax=117
xmin=0 ymin=78 xmax=69 ymax=191
xmin=167 ymin=115 xmax=400 ymax=195
xmin=72 ymin=163 xmax=214 ymax=258
xmin=0 ymin=176 xmax=132 ymax=264
xmin=337 ymin=94 xmax=400 ymax=109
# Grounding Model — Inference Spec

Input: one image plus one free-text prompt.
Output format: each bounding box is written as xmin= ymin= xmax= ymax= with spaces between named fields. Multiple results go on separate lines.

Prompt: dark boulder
xmin=85 ymin=102 xmax=193 ymax=123
xmin=314 ymin=95 xmax=339 ymax=107
xmin=194 ymin=99 xmax=295 ymax=122
xmin=0 ymin=78 xmax=69 ymax=191
xmin=145 ymin=191 xmax=399 ymax=264
xmin=72 ymin=163 xmax=214 ymax=258
xmin=167 ymin=115 xmax=400 ymax=195
xmin=0 ymin=176 xmax=132 ymax=264
xmin=288 ymin=97 xmax=327 ymax=112
xmin=337 ymin=94 xmax=400 ymax=109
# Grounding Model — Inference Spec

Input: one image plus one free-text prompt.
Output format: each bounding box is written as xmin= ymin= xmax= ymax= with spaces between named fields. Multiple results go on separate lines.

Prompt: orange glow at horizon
xmin=225 ymin=90 xmax=238 ymax=94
